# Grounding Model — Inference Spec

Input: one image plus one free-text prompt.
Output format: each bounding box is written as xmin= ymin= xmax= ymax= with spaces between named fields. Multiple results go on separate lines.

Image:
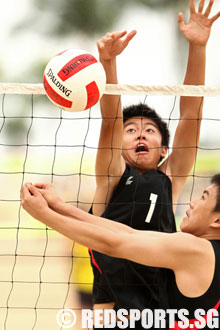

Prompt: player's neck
xmin=133 ymin=164 xmax=157 ymax=175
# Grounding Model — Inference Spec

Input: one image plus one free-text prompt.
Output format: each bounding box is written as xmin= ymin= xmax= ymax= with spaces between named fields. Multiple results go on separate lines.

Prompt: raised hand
xmin=97 ymin=30 xmax=136 ymax=61
xmin=178 ymin=0 xmax=220 ymax=46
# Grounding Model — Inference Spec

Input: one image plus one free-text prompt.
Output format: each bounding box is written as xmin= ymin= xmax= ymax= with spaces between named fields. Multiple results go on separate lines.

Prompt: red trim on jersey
xmin=85 ymin=81 xmax=100 ymax=109
xmin=170 ymin=299 xmax=220 ymax=330
xmin=43 ymin=75 xmax=72 ymax=108
xmin=89 ymin=248 xmax=102 ymax=274
xmin=58 ymin=54 xmax=97 ymax=82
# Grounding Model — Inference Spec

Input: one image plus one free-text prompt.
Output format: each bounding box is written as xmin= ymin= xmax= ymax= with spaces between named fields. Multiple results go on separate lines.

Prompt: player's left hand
xmin=178 ymin=0 xmax=220 ymax=46
xmin=21 ymin=183 xmax=49 ymax=220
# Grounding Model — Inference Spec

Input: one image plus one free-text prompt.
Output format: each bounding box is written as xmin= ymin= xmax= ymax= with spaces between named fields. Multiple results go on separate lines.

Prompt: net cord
xmin=1 ymin=83 xmax=220 ymax=96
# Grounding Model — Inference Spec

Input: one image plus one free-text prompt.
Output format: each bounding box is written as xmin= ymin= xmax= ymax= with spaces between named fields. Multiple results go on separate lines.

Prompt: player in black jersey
xmin=88 ymin=0 xmax=220 ymax=319
xmin=21 ymin=173 xmax=220 ymax=329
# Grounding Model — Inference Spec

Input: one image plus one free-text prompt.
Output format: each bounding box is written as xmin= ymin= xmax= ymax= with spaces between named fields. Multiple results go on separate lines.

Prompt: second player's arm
xmin=21 ymin=184 xmax=211 ymax=274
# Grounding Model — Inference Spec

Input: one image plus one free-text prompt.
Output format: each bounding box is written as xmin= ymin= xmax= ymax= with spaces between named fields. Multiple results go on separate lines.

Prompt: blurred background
xmin=0 ymin=0 xmax=220 ymax=329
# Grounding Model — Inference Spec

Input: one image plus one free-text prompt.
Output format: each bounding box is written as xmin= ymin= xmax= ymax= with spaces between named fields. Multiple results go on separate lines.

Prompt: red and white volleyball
xmin=43 ymin=49 xmax=106 ymax=112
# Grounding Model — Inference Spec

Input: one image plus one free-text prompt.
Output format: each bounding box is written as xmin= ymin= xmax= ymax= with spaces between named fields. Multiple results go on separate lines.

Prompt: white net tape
xmin=1 ymin=82 xmax=220 ymax=96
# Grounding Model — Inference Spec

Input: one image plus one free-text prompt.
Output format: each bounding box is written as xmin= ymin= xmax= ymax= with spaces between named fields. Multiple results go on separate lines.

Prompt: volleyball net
xmin=0 ymin=83 xmax=220 ymax=329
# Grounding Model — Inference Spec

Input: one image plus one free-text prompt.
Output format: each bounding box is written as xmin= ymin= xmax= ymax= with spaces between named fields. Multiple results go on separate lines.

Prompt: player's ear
xmin=210 ymin=215 xmax=220 ymax=229
xmin=160 ymin=146 xmax=168 ymax=159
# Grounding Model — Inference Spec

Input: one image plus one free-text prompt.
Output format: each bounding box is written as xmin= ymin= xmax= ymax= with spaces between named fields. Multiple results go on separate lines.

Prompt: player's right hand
xmin=97 ymin=30 xmax=136 ymax=61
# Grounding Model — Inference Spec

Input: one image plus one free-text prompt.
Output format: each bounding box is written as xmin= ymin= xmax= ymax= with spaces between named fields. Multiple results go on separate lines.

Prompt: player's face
xmin=180 ymin=184 xmax=219 ymax=237
xmin=122 ymin=117 xmax=167 ymax=173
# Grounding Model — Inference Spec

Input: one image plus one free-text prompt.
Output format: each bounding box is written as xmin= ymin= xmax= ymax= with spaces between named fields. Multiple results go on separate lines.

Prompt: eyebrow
xmin=124 ymin=122 xmax=137 ymax=128
xmin=124 ymin=121 xmax=158 ymax=129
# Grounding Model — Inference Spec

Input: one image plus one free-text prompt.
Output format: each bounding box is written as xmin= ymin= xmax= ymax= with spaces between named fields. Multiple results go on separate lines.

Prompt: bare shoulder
xmin=171 ymin=233 xmax=215 ymax=270
xmin=162 ymin=232 xmax=214 ymax=262
xmin=171 ymin=232 xmax=213 ymax=252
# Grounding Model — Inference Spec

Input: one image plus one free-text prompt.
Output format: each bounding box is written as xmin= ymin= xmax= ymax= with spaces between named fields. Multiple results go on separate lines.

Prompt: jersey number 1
xmin=145 ymin=193 xmax=158 ymax=223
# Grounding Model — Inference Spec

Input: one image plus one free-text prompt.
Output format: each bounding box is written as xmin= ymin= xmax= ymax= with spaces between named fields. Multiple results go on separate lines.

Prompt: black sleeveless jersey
xmin=166 ymin=240 xmax=220 ymax=330
xmin=89 ymin=164 xmax=176 ymax=311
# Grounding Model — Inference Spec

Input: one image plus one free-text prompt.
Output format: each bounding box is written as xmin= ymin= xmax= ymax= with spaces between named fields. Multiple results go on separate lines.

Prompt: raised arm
xmin=93 ymin=30 xmax=136 ymax=216
xmin=160 ymin=0 xmax=220 ymax=204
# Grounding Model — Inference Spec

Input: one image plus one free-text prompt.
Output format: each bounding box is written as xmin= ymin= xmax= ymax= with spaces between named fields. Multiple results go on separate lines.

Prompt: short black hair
xmin=123 ymin=103 xmax=170 ymax=147
xmin=211 ymin=174 xmax=220 ymax=213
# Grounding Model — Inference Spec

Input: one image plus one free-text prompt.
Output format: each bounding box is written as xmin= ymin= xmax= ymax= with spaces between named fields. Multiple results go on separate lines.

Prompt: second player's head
xmin=181 ymin=174 xmax=220 ymax=238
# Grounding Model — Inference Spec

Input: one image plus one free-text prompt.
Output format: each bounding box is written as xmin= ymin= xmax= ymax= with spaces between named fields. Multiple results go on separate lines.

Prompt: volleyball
xmin=43 ymin=49 xmax=106 ymax=112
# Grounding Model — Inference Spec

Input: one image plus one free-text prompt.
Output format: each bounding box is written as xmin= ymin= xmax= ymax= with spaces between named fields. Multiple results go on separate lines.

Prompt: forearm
xmin=180 ymin=44 xmax=205 ymax=119
xmin=96 ymin=58 xmax=124 ymax=178
xmin=184 ymin=44 xmax=206 ymax=85
xmin=163 ymin=45 xmax=206 ymax=190
xmin=52 ymin=201 xmax=134 ymax=234
xmin=100 ymin=57 xmax=118 ymax=84
xmin=21 ymin=184 xmax=133 ymax=252
xmin=100 ymin=57 xmax=122 ymax=121
xmin=43 ymin=209 xmax=192 ymax=271
xmin=37 ymin=207 xmax=118 ymax=254
xmin=24 ymin=203 xmax=199 ymax=271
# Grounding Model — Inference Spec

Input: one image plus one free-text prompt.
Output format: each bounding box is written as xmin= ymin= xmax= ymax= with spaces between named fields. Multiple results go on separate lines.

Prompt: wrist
xmin=52 ymin=200 xmax=66 ymax=213
xmin=99 ymin=56 xmax=116 ymax=66
xmin=99 ymin=57 xmax=117 ymax=84
xmin=188 ymin=43 xmax=206 ymax=51
xmin=36 ymin=205 xmax=54 ymax=223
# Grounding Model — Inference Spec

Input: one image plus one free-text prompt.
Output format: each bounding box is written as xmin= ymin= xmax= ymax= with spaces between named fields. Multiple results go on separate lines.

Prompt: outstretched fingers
xmin=122 ymin=30 xmax=137 ymax=47
xmin=210 ymin=10 xmax=220 ymax=23
xmin=190 ymin=0 xmax=196 ymax=14
xmin=198 ymin=0 xmax=205 ymax=13
xmin=178 ymin=12 xmax=185 ymax=30
xmin=110 ymin=30 xmax=136 ymax=47
xmin=97 ymin=29 xmax=136 ymax=59
xmin=204 ymin=0 xmax=214 ymax=17
xmin=97 ymin=31 xmax=126 ymax=49
xmin=111 ymin=30 xmax=127 ymax=40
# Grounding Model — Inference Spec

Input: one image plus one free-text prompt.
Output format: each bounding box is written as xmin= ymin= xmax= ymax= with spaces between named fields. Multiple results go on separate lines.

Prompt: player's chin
xmin=180 ymin=217 xmax=189 ymax=232
xmin=134 ymin=152 xmax=150 ymax=164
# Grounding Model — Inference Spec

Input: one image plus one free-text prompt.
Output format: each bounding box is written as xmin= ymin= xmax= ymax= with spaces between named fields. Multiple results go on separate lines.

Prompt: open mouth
xmin=135 ymin=144 xmax=149 ymax=153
